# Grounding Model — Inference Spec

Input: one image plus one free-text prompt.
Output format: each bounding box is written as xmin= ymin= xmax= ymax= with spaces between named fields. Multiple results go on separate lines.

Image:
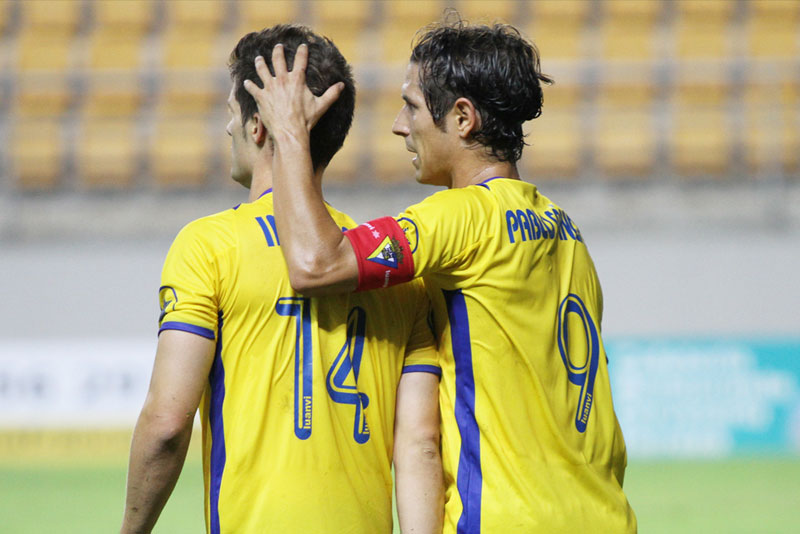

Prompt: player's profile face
xmin=226 ymin=84 xmax=253 ymax=188
xmin=392 ymin=62 xmax=452 ymax=186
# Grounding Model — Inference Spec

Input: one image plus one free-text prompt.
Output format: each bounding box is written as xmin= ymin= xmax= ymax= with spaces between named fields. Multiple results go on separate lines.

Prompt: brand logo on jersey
xmin=158 ymin=286 xmax=178 ymax=322
xmin=397 ymin=217 xmax=419 ymax=254
xmin=366 ymin=236 xmax=404 ymax=269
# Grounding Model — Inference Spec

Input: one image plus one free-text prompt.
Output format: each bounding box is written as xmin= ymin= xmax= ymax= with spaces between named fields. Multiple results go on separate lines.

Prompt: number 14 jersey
xmin=158 ymin=191 xmax=439 ymax=534
xmin=394 ymin=178 xmax=636 ymax=533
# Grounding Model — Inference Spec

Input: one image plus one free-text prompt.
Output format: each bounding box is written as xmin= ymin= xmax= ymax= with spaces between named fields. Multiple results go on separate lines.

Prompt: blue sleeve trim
xmin=402 ymin=364 xmax=442 ymax=377
xmin=159 ymin=321 xmax=216 ymax=340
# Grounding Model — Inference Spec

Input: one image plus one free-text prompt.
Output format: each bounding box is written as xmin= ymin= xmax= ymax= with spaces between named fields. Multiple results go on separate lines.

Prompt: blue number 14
xmin=277 ymin=300 xmax=370 ymax=443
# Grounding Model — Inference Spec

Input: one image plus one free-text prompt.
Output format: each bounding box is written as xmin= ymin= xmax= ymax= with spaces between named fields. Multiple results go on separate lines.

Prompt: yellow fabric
xmin=159 ymin=191 xmax=438 ymax=534
xmin=396 ymin=178 xmax=636 ymax=533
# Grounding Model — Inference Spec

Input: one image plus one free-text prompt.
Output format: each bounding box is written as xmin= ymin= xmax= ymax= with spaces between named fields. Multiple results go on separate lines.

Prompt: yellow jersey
xmin=158 ymin=190 xmax=439 ymax=534
xmin=394 ymin=178 xmax=636 ymax=533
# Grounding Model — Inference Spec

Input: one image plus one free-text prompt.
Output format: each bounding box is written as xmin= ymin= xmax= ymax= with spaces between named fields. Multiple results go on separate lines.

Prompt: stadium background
xmin=1 ymin=0 xmax=798 ymax=532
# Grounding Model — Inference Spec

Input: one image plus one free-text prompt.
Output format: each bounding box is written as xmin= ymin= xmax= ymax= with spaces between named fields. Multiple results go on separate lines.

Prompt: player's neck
xmin=247 ymin=162 xmax=325 ymax=202
xmin=449 ymin=158 xmax=520 ymax=189
xmin=248 ymin=158 xmax=273 ymax=201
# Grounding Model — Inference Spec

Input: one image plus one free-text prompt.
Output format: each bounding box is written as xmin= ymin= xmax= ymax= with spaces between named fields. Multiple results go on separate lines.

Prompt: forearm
xmin=271 ymin=129 xmax=357 ymax=294
xmin=394 ymin=435 xmax=444 ymax=534
xmin=120 ymin=412 xmax=193 ymax=534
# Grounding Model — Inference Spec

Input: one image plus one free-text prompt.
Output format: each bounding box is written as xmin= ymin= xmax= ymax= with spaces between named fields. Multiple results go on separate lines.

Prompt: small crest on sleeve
xmin=367 ymin=236 xmax=405 ymax=269
xmin=158 ymin=285 xmax=178 ymax=322
xmin=396 ymin=217 xmax=419 ymax=254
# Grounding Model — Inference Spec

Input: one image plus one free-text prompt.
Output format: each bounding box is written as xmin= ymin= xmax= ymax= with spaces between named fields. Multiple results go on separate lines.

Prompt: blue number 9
xmin=557 ymin=294 xmax=600 ymax=433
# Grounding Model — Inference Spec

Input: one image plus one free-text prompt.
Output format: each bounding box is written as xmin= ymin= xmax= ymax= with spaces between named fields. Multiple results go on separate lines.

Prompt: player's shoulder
xmin=172 ymin=206 xmax=239 ymax=251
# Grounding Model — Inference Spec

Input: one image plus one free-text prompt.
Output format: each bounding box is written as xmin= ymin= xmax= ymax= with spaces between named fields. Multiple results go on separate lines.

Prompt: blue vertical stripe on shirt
xmin=209 ymin=312 xmax=226 ymax=534
xmin=443 ymin=289 xmax=482 ymax=534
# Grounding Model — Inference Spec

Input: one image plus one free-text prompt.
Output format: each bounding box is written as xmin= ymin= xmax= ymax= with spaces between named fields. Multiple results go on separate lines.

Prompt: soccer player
xmin=244 ymin=19 xmax=637 ymax=533
xmin=120 ymin=26 xmax=443 ymax=534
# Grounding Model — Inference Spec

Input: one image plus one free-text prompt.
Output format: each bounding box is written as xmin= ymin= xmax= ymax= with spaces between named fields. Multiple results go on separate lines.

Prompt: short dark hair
xmin=410 ymin=19 xmax=553 ymax=162
xmin=229 ymin=24 xmax=355 ymax=170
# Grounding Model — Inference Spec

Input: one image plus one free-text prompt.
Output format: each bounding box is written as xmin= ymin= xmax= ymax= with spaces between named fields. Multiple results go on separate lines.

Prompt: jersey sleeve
xmin=401 ymin=280 xmax=440 ymax=377
xmin=344 ymin=189 xmax=486 ymax=290
xmin=158 ymin=220 xmax=221 ymax=340
xmin=395 ymin=189 xmax=484 ymax=278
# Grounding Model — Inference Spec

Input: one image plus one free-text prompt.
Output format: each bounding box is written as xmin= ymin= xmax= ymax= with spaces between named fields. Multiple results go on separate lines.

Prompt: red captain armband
xmin=343 ymin=216 xmax=415 ymax=291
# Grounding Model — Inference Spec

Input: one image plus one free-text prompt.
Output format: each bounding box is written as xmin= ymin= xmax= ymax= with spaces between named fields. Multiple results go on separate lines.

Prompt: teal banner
xmin=606 ymin=338 xmax=800 ymax=459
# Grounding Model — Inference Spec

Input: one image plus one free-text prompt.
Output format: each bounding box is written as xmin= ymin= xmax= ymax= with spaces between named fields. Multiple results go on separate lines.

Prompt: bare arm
xmin=243 ymin=45 xmax=359 ymax=296
xmin=120 ymin=330 xmax=215 ymax=534
xmin=394 ymin=372 xmax=444 ymax=534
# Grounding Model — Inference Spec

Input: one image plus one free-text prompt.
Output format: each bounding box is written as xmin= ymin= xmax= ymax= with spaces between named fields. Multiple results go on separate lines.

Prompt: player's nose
xmin=392 ymin=112 xmax=408 ymax=137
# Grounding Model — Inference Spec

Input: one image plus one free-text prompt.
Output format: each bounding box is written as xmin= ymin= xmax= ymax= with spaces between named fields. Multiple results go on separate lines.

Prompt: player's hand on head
xmin=243 ymin=44 xmax=345 ymax=137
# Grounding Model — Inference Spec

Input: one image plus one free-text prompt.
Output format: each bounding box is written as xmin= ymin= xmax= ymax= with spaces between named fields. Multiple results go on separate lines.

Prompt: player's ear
xmin=452 ymin=97 xmax=480 ymax=139
xmin=250 ymin=113 xmax=267 ymax=145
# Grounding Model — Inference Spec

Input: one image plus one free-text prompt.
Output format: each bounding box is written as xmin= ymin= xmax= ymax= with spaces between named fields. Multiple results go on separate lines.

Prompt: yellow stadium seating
xmin=671 ymin=81 xmax=732 ymax=176
xmin=14 ymin=24 xmax=75 ymax=117
xmin=161 ymin=27 xmax=224 ymax=70
xmin=11 ymin=119 xmax=65 ymax=191
xmin=235 ymin=0 xmax=301 ymax=36
xmin=314 ymin=0 xmax=374 ymax=64
xmin=743 ymin=82 xmax=800 ymax=173
xmin=378 ymin=0 xmax=446 ymax=65
xmin=19 ymin=0 xmax=82 ymax=34
xmin=675 ymin=0 xmax=735 ymax=59
xmin=322 ymin=92 xmax=369 ymax=186
xmin=593 ymin=82 xmax=657 ymax=177
xmin=165 ymin=0 xmax=227 ymax=32
xmin=75 ymin=118 xmax=139 ymax=189
xmin=0 ymin=0 xmax=11 ymax=36
xmin=520 ymin=84 xmax=583 ymax=178
xmin=157 ymin=72 xmax=225 ymax=115
xmin=85 ymin=29 xmax=146 ymax=70
xmin=15 ymin=30 xmax=75 ymax=72
xmin=745 ymin=0 xmax=800 ymax=59
xmin=14 ymin=75 xmax=73 ymax=118
xmin=93 ymin=0 xmax=155 ymax=34
xmin=370 ymin=88 xmax=415 ymax=184
xmin=527 ymin=0 xmax=591 ymax=59
xmin=150 ymin=116 xmax=214 ymax=188
xmin=456 ymin=0 xmax=518 ymax=24
xmin=82 ymin=75 xmax=144 ymax=118
xmin=598 ymin=0 xmax=664 ymax=60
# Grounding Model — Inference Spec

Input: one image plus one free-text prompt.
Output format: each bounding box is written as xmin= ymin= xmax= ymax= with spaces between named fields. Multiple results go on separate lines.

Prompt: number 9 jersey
xmin=349 ymin=177 xmax=636 ymax=533
xmin=158 ymin=191 xmax=440 ymax=534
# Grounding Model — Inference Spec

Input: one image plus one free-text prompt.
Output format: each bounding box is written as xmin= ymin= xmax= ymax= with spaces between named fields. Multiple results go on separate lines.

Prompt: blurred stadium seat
xmin=235 ymin=0 xmax=301 ymax=36
xmin=378 ymin=0 xmax=445 ymax=65
xmin=149 ymin=116 xmax=213 ymax=188
xmin=370 ymin=87 xmax=413 ymax=184
xmin=18 ymin=0 xmax=82 ymax=35
xmin=671 ymin=80 xmax=732 ymax=177
xmin=76 ymin=118 xmax=139 ymax=190
xmin=520 ymin=84 xmax=583 ymax=179
xmin=165 ymin=0 xmax=227 ymax=31
xmin=313 ymin=0 xmax=374 ymax=64
xmin=457 ymin=0 xmax=517 ymax=24
xmin=674 ymin=0 xmax=735 ymax=59
xmin=325 ymin=99 xmax=366 ymax=186
xmin=745 ymin=0 xmax=800 ymax=59
xmin=598 ymin=0 xmax=663 ymax=60
xmin=10 ymin=119 xmax=65 ymax=191
xmin=743 ymin=82 xmax=800 ymax=174
xmin=593 ymin=81 xmax=657 ymax=177
xmin=93 ymin=0 xmax=155 ymax=34
xmin=527 ymin=0 xmax=591 ymax=59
